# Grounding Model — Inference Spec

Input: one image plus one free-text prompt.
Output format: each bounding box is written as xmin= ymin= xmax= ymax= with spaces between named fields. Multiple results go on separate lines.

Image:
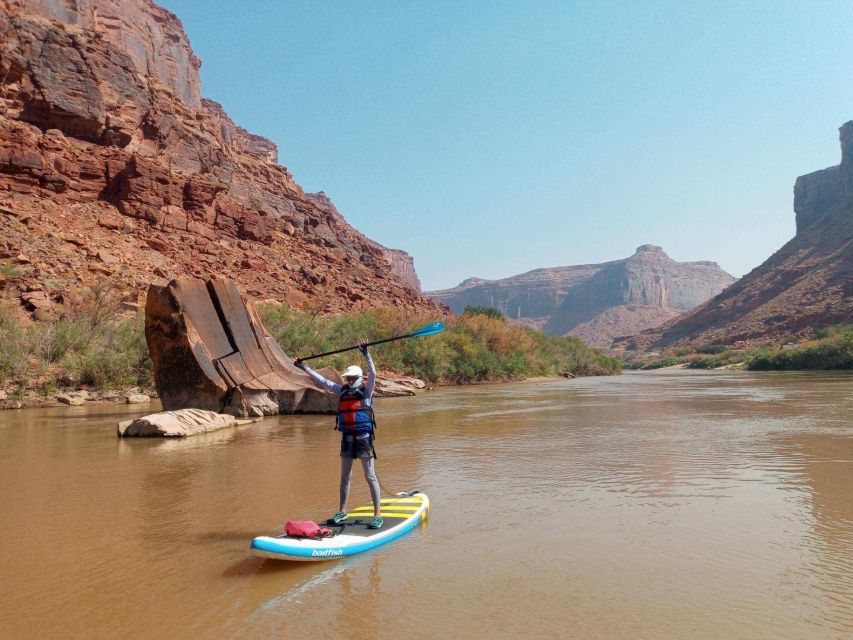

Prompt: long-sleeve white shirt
xmin=302 ymin=351 xmax=377 ymax=406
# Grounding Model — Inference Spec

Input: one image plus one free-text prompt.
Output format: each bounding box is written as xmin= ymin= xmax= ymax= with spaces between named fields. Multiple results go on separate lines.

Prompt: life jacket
xmin=336 ymin=384 xmax=376 ymax=434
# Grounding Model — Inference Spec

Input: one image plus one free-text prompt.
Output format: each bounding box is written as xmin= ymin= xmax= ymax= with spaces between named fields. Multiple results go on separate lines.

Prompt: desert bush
xmin=747 ymin=327 xmax=852 ymax=370
xmin=0 ymin=301 xmax=29 ymax=384
xmin=0 ymin=292 xmax=151 ymax=390
xmin=813 ymin=324 xmax=853 ymax=340
xmin=257 ymin=304 xmax=621 ymax=383
xmin=696 ymin=344 xmax=728 ymax=355
xmin=639 ymin=357 xmax=687 ymax=370
xmin=462 ymin=306 xmax=505 ymax=321
xmin=686 ymin=349 xmax=746 ymax=369
xmin=0 ymin=261 xmax=25 ymax=278
xmin=62 ymin=312 xmax=151 ymax=387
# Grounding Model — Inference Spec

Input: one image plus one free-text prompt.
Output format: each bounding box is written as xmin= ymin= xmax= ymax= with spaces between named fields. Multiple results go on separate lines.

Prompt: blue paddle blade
xmin=409 ymin=321 xmax=445 ymax=337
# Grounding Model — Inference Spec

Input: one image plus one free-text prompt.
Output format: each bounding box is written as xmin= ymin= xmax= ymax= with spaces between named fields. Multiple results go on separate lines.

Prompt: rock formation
xmin=427 ymin=246 xmax=735 ymax=348
xmin=117 ymin=409 xmax=251 ymax=437
xmin=145 ymin=276 xmax=428 ymax=417
xmin=145 ymin=277 xmax=340 ymax=416
xmin=0 ymin=0 xmax=441 ymax=316
xmin=620 ymin=122 xmax=853 ymax=351
xmin=375 ymin=375 xmax=427 ymax=397
xmin=379 ymin=247 xmax=422 ymax=294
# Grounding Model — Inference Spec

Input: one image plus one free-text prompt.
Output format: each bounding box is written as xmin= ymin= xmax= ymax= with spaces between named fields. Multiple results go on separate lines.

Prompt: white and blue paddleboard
xmin=251 ymin=492 xmax=429 ymax=561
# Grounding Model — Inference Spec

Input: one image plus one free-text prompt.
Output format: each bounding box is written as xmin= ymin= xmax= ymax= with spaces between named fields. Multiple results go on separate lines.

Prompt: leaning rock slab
xmin=145 ymin=277 xmax=338 ymax=417
xmin=117 ymin=409 xmax=252 ymax=437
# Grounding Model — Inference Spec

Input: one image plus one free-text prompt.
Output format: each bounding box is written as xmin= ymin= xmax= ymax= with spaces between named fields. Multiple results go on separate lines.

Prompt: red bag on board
xmin=285 ymin=520 xmax=332 ymax=539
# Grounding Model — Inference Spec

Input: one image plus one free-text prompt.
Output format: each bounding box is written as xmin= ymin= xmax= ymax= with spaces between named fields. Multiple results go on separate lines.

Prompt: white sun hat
xmin=342 ymin=365 xmax=363 ymax=378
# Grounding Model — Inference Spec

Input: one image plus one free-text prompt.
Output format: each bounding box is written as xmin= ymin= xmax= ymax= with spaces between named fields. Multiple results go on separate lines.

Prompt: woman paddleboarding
xmin=296 ymin=341 xmax=383 ymax=529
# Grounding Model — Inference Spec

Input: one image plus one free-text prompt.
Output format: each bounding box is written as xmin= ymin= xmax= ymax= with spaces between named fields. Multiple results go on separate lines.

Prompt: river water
xmin=0 ymin=371 xmax=851 ymax=639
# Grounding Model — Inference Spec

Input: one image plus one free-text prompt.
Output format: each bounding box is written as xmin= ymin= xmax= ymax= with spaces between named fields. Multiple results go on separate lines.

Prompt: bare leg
xmin=360 ymin=457 xmax=382 ymax=516
xmin=339 ymin=456 xmax=354 ymax=512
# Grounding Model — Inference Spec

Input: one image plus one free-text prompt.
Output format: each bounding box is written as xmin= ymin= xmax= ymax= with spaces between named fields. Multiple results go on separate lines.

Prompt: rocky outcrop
xmin=56 ymin=390 xmax=87 ymax=405
xmin=145 ymin=276 xmax=423 ymax=415
xmin=427 ymin=246 xmax=735 ymax=348
xmin=375 ymin=375 xmax=426 ymax=397
xmin=620 ymin=123 xmax=853 ymax=351
xmin=0 ymin=0 xmax=441 ymax=316
xmin=201 ymin=99 xmax=278 ymax=163
xmin=117 ymin=409 xmax=251 ymax=437
xmin=380 ymin=248 xmax=422 ymax=293
xmin=145 ymin=277 xmax=340 ymax=417
xmin=10 ymin=0 xmax=202 ymax=109
xmin=304 ymin=191 xmax=422 ymax=293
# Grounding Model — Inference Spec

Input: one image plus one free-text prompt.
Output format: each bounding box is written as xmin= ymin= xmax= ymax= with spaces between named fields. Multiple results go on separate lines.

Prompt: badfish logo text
xmin=312 ymin=548 xmax=344 ymax=557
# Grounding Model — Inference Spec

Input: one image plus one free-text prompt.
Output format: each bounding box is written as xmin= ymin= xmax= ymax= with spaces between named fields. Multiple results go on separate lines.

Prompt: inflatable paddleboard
xmin=251 ymin=492 xmax=429 ymax=561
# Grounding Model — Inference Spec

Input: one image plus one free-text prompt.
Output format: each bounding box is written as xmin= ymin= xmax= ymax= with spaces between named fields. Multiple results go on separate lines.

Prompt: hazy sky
xmin=161 ymin=0 xmax=853 ymax=290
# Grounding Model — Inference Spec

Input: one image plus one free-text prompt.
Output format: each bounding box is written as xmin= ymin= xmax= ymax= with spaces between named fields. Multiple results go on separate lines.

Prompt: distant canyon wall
xmin=621 ymin=122 xmax=853 ymax=350
xmin=427 ymin=245 xmax=735 ymax=348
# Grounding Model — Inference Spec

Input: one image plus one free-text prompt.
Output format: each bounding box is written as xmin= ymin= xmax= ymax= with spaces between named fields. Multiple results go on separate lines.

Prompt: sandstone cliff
xmin=0 ymin=0 xmax=439 ymax=315
xmin=427 ymin=246 xmax=735 ymax=347
xmin=621 ymin=123 xmax=853 ymax=351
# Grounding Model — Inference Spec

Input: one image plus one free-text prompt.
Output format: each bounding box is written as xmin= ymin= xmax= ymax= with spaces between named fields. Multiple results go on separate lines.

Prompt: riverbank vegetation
xmin=257 ymin=304 xmax=622 ymax=382
xmin=0 ymin=297 xmax=620 ymax=398
xmin=624 ymin=324 xmax=853 ymax=371
xmin=746 ymin=324 xmax=852 ymax=370
xmin=0 ymin=286 xmax=151 ymax=394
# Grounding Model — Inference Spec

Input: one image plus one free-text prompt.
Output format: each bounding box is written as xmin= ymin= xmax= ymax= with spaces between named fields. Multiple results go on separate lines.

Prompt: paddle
xmin=294 ymin=322 xmax=445 ymax=365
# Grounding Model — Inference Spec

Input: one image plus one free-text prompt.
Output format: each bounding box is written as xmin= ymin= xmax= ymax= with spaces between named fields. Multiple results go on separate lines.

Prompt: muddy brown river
xmin=0 ymin=371 xmax=851 ymax=639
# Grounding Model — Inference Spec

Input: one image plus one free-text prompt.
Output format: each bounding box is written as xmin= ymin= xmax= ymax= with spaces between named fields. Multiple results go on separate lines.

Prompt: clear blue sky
xmin=161 ymin=0 xmax=853 ymax=290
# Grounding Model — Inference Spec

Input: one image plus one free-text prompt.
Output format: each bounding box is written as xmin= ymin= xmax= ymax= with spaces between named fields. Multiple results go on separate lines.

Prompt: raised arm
xmin=297 ymin=361 xmax=343 ymax=395
xmin=362 ymin=349 xmax=377 ymax=400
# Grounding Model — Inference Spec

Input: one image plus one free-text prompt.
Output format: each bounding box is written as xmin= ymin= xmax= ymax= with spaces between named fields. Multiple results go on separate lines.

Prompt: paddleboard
xmin=251 ymin=492 xmax=429 ymax=561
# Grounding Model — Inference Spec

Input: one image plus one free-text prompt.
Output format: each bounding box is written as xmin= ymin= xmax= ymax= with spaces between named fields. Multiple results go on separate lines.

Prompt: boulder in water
xmin=375 ymin=375 xmax=426 ymax=397
xmin=117 ymin=408 xmax=254 ymax=437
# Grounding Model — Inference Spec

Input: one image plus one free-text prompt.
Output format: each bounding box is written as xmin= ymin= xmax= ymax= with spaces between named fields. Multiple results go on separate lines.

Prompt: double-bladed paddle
xmin=294 ymin=322 xmax=446 ymax=365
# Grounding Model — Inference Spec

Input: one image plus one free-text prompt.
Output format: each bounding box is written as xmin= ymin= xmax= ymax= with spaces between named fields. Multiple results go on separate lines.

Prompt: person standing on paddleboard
xmin=295 ymin=341 xmax=383 ymax=530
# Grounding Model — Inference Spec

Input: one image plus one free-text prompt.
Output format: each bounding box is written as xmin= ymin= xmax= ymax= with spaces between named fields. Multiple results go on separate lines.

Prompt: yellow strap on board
xmin=346 ymin=512 xmax=418 ymax=519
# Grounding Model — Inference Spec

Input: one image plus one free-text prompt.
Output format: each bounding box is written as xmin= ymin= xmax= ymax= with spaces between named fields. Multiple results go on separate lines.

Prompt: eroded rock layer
xmin=621 ymin=122 xmax=853 ymax=351
xmin=0 ymin=0 xmax=438 ymax=315
xmin=427 ymin=246 xmax=735 ymax=348
xmin=146 ymin=277 xmax=339 ymax=416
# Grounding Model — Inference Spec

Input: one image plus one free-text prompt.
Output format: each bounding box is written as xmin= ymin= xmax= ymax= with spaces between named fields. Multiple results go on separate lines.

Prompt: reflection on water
xmin=0 ymin=372 xmax=851 ymax=639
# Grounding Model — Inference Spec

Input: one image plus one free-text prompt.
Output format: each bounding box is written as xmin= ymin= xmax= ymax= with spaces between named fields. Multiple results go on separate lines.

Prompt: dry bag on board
xmin=284 ymin=520 xmax=333 ymax=539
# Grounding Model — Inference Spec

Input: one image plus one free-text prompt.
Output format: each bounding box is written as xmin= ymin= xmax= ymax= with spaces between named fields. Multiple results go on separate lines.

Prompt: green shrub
xmin=696 ymin=344 xmax=727 ymax=355
xmin=0 ymin=302 xmax=28 ymax=384
xmin=686 ymin=350 xmax=746 ymax=369
xmin=640 ymin=357 xmax=686 ymax=370
xmin=62 ymin=313 xmax=151 ymax=387
xmin=747 ymin=330 xmax=852 ymax=370
xmin=462 ymin=306 xmax=505 ymax=321
xmin=814 ymin=324 xmax=853 ymax=340
xmin=258 ymin=304 xmax=621 ymax=383
xmin=0 ymin=261 xmax=24 ymax=278
xmin=0 ymin=297 xmax=151 ymax=390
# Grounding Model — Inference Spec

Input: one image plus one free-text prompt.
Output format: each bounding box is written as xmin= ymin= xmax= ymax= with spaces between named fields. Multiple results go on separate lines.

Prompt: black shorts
xmin=340 ymin=433 xmax=376 ymax=459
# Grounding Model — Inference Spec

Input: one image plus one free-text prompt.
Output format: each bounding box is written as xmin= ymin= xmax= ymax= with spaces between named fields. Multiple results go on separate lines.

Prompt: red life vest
xmin=336 ymin=384 xmax=376 ymax=434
